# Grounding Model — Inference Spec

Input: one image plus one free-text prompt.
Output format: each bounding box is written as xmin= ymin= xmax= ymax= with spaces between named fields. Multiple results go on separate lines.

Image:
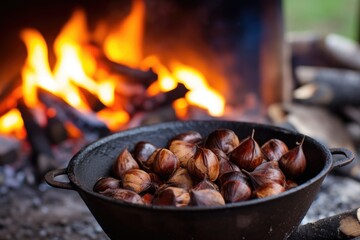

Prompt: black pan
xmin=45 ymin=120 xmax=354 ymax=240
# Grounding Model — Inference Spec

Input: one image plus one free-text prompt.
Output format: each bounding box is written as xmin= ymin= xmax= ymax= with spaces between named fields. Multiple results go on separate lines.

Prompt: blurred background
xmin=285 ymin=0 xmax=358 ymax=40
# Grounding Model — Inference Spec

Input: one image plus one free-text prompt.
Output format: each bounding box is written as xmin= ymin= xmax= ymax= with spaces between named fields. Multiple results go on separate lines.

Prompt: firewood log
xmin=37 ymin=89 xmax=110 ymax=141
xmin=293 ymin=67 xmax=360 ymax=107
xmin=288 ymin=208 xmax=360 ymax=240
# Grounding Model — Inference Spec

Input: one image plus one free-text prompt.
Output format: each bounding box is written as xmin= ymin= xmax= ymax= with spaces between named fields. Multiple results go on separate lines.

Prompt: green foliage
xmin=284 ymin=0 xmax=359 ymax=40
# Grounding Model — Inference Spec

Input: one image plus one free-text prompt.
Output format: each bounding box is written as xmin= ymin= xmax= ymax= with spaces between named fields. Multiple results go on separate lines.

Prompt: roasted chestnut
xmin=187 ymin=147 xmax=220 ymax=181
xmin=230 ymin=129 xmax=264 ymax=171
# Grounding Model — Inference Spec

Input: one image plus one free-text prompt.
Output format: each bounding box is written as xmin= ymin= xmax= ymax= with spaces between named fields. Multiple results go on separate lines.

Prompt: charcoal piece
xmin=78 ymin=86 xmax=106 ymax=112
xmin=105 ymin=59 xmax=158 ymax=88
xmin=132 ymin=83 xmax=189 ymax=112
xmin=38 ymin=89 xmax=110 ymax=141
xmin=45 ymin=115 xmax=68 ymax=145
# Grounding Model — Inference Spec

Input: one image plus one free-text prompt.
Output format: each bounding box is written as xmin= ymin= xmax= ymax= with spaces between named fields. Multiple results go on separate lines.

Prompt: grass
xmin=284 ymin=0 xmax=359 ymax=40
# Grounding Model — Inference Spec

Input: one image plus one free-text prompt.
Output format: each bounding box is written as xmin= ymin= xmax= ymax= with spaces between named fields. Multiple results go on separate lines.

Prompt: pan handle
xmin=330 ymin=148 xmax=355 ymax=169
xmin=44 ymin=168 xmax=75 ymax=190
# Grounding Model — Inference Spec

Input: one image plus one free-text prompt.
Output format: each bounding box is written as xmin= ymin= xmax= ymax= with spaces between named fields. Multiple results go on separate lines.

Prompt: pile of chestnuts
xmin=93 ymin=128 xmax=307 ymax=207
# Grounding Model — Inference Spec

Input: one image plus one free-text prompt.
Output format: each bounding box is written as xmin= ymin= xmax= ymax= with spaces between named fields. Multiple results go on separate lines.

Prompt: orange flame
xmin=1 ymin=0 xmax=226 ymax=137
xmin=171 ymin=62 xmax=225 ymax=116
xmin=104 ymin=0 xmax=145 ymax=67
xmin=0 ymin=109 xmax=25 ymax=138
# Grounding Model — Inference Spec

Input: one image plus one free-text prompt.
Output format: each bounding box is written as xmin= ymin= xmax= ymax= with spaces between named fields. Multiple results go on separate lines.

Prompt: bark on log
xmin=322 ymin=33 xmax=360 ymax=70
xmin=293 ymin=67 xmax=360 ymax=107
xmin=288 ymin=208 xmax=360 ymax=240
xmin=287 ymin=32 xmax=360 ymax=71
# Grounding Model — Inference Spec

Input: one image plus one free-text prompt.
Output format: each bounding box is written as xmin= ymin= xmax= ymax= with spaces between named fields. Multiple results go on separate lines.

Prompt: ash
xmin=0 ymin=182 xmax=110 ymax=240
xmin=302 ymin=173 xmax=360 ymax=224
xmin=0 ymin=168 xmax=359 ymax=239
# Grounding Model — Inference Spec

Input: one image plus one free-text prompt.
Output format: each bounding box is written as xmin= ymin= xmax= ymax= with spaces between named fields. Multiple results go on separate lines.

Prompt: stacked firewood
xmin=289 ymin=32 xmax=360 ymax=109
xmin=269 ymin=32 xmax=360 ymax=181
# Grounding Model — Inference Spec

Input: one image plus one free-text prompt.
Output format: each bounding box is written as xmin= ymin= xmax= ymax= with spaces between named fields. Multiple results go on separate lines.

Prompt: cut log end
xmin=339 ymin=214 xmax=360 ymax=237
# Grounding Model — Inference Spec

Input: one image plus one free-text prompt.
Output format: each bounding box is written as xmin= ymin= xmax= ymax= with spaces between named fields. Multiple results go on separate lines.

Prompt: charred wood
xmin=132 ymin=83 xmax=189 ymax=112
xmin=104 ymin=59 xmax=158 ymax=88
xmin=86 ymin=42 xmax=158 ymax=88
xmin=45 ymin=114 xmax=68 ymax=145
xmin=38 ymin=89 xmax=110 ymax=141
xmin=78 ymin=86 xmax=106 ymax=112
xmin=17 ymin=99 xmax=57 ymax=182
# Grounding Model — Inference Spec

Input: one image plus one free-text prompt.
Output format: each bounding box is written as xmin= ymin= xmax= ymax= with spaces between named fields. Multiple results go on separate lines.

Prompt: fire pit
xmin=0 ymin=0 xmax=285 ymax=178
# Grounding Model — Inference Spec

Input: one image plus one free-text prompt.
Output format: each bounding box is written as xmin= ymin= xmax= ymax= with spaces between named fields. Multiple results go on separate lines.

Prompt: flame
xmin=104 ymin=0 xmax=145 ymax=67
xmin=2 ymin=0 xmax=227 ymax=138
xmin=53 ymin=9 xmax=98 ymax=110
xmin=20 ymin=29 xmax=57 ymax=107
xmin=0 ymin=109 xmax=25 ymax=138
xmin=143 ymin=56 xmax=225 ymax=116
xmin=171 ymin=62 xmax=225 ymax=116
xmin=142 ymin=56 xmax=177 ymax=96
xmin=173 ymin=98 xmax=189 ymax=119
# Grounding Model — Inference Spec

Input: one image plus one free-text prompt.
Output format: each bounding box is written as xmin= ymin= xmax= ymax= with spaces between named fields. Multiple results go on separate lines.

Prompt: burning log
xmin=293 ymin=67 xmax=360 ymax=107
xmin=86 ymin=42 xmax=158 ymax=88
xmin=45 ymin=114 xmax=68 ymax=144
xmin=104 ymin=59 xmax=158 ymax=88
xmin=17 ymin=99 xmax=57 ymax=181
xmin=78 ymin=86 xmax=106 ymax=112
xmin=38 ymin=89 xmax=110 ymax=141
xmin=132 ymin=83 xmax=189 ymax=112
xmin=288 ymin=207 xmax=360 ymax=240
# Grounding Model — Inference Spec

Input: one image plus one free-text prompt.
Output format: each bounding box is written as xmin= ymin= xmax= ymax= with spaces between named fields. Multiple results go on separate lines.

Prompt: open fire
xmin=0 ymin=0 xmax=229 ymax=141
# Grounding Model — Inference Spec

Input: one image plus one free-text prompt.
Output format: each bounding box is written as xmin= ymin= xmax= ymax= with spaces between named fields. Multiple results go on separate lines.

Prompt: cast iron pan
xmin=45 ymin=120 xmax=354 ymax=240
